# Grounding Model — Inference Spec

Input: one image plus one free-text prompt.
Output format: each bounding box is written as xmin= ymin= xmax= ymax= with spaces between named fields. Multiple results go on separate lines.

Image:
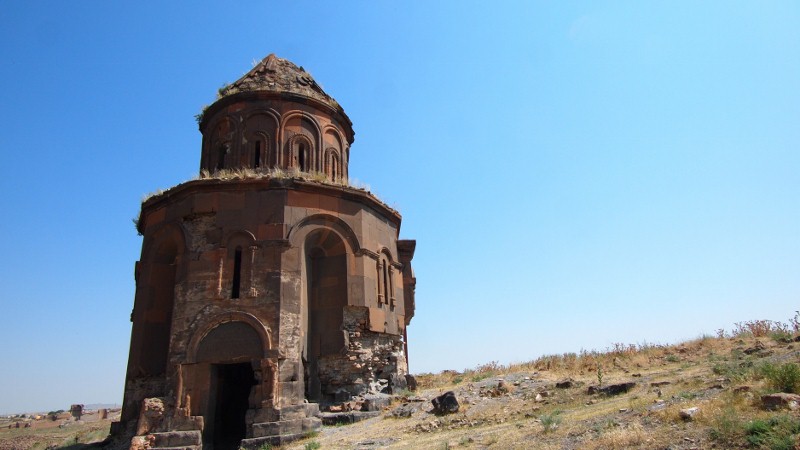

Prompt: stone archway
xmin=303 ymin=228 xmax=348 ymax=403
xmin=188 ymin=320 xmax=266 ymax=450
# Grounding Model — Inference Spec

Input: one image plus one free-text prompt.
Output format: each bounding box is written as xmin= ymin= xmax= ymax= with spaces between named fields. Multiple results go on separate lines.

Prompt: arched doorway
xmin=303 ymin=229 xmax=348 ymax=402
xmin=195 ymin=321 xmax=262 ymax=450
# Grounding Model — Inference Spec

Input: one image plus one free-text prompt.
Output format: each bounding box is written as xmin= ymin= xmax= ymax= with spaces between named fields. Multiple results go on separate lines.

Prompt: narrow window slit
xmin=298 ymin=143 xmax=307 ymax=171
xmin=231 ymin=246 xmax=242 ymax=299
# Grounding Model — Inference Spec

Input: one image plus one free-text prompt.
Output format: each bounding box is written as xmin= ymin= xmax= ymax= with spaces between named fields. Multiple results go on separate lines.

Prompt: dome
xmin=218 ymin=54 xmax=342 ymax=113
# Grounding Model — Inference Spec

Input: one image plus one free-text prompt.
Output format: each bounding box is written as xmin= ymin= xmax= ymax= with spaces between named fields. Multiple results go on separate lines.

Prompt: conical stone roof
xmin=219 ymin=54 xmax=340 ymax=111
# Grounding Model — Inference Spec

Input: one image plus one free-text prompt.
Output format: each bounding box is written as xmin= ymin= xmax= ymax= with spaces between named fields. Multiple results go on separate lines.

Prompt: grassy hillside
xmin=287 ymin=318 xmax=800 ymax=449
xmin=3 ymin=318 xmax=799 ymax=450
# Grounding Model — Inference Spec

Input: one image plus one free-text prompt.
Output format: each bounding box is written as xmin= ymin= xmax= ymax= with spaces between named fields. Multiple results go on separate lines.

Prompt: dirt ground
xmin=0 ymin=409 xmax=117 ymax=450
xmin=5 ymin=330 xmax=800 ymax=449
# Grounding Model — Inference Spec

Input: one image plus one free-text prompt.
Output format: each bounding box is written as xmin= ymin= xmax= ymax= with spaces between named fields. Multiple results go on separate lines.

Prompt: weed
xmin=665 ymin=354 xmax=680 ymax=363
xmin=540 ymin=410 xmax=562 ymax=433
xmin=761 ymin=362 xmax=800 ymax=394
xmin=304 ymin=441 xmax=321 ymax=450
xmin=733 ymin=320 xmax=790 ymax=338
xmin=712 ymin=361 xmax=755 ymax=382
xmin=256 ymin=443 xmax=273 ymax=450
xmin=745 ymin=416 xmax=800 ymax=449
xmin=771 ymin=330 xmax=794 ymax=343
xmin=596 ymin=364 xmax=603 ymax=388
xmin=791 ymin=311 xmax=800 ymax=334
xmin=709 ymin=405 xmax=744 ymax=445
xmin=194 ymin=105 xmax=208 ymax=124
xmin=483 ymin=434 xmax=498 ymax=445
xmin=394 ymin=388 xmax=414 ymax=399
xmin=470 ymin=373 xmax=490 ymax=382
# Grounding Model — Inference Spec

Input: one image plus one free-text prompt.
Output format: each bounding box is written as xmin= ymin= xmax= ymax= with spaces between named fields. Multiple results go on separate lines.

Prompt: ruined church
xmin=113 ymin=54 xmax=417 ymax=449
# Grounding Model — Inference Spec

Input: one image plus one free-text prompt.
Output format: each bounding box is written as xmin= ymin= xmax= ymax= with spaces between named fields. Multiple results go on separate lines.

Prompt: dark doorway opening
xmin=212 ymin=363 xmax=255 ymax=450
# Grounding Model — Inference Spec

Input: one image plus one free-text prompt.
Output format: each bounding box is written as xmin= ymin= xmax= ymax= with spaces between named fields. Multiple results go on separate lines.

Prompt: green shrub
xmin=761 ymin=363 xmax=800 ymax=394
xmin=304 ymin=442 xmax=321 ymax=450
xmin=770 ymin=330 xmax=793 ymax=343
xmin=540 ymin=410 xmax=562 ymax=433
xmin=745 ymin=416 xmax=800 ymax=450
xmin=712 ymin=361 xmax=755 ymax=382
xmin=709 ymin=406 xmax=744 ymax=445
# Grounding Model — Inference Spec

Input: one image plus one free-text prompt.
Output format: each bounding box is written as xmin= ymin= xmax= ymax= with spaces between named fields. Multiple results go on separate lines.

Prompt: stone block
xmin=251 ymin=419 xmax=303 ymax=437
xmin=150 ymin=430 xmax=202 ymax=447
xmin=277 ymin=404 xmax=308 ymax=421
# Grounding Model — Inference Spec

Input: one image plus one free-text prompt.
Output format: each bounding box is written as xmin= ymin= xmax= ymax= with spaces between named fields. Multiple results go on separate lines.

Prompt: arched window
xmin=382 ymin=262 xmax=389 ymax=304
xmin=298 ymin=142 xmax=308 ymax=171
xmin=254 ymin=141 xmax=262 ymax=168
xmin=376 ymin=252 xmax=395 ymax=309
xmin=217 ymin=143 xmax=229 ymax=171
xmin=329 ymin=151 xmax=340 ymax=181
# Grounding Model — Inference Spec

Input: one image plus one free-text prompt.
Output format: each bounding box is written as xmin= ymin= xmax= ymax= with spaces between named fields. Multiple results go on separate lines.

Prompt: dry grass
xmin=289 ymin=315 xmax=800 ymax=450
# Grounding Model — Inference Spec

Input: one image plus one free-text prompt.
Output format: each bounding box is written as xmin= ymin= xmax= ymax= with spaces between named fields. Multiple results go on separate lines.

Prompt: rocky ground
xmin=4 ymin=324 xmax=800 ymax=450
xmin=0 ymin=410 xmax=118 ymax=450
xmin=284 ymin=329 xmax=800 ymax=449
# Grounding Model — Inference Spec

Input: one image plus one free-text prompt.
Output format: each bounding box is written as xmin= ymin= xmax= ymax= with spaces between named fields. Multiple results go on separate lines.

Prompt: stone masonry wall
xmin=317 ymin=306 xmax=407 ymax=400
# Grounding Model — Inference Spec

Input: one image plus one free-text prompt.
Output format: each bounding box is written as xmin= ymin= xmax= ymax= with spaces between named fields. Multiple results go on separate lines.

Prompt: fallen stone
xmin=363 ymin=394 xmax=391 ymax=412
xmin=555 ymin=379 xmax=575 ymax=389
xmin=390 ymin=404 xmax=416 ymax=418
xmin=588 ymin=382 xmax=636 ymax=396
xmin=405 ymin=374 xmax=418 ymax=391
xmin=431 ymin=391 xmax=459 ymax=415
xmin=534 ymin=393 xmax=544 ymax=403
xmin=744 ymin=341 xmax=766 ymax=355
xmin=679 ymin=407 xmax=699 ymax=421
xmin=762 ymin=393 xmax=800 ymax=410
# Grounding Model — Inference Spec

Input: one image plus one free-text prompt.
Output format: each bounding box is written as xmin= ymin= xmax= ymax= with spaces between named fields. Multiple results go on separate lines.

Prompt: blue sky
xmin=0 ymin=1 xmax=798 ymax=414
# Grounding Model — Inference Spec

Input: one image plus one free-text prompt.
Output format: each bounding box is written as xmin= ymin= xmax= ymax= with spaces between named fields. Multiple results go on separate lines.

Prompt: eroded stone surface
xmin=115 ymin=54 xmax=417 ymax=449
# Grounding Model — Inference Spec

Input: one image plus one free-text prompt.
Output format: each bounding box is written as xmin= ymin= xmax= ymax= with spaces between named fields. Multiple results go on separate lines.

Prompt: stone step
xmin=304 ymin=402 xmax=320 ymax=417
xmin=150 ymin=430 xmax=202 ymax=447
xmin=277 ymin=404 xmax=308 ymax=421
xmin=318 ymin=410 xmax=380 ymax=426
xmin=150 ymin=447 xmax=200 ymax=450
xmin=251 ymin=417 xmax=321 ymax=438
xmin=240 ymin=432 xmax=306 ymax=449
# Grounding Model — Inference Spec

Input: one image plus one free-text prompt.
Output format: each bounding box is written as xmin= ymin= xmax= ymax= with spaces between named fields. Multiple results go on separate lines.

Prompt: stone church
xmin=113 ymin=54 xmax=417 ymax=449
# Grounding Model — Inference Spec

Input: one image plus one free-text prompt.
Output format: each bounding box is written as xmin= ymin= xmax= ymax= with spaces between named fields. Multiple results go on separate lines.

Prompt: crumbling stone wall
xmin=316 ymin=306 xmax=407 ymax=401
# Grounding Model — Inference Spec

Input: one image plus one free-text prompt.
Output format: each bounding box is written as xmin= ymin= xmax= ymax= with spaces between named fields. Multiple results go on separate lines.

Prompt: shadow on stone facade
xmin=111 ymin=54 xmax=417 ymax=450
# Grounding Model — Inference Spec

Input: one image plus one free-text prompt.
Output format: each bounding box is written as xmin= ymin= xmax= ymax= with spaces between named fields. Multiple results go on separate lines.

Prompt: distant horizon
xmin=1 ymin=404 xmax=121 ymax=417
